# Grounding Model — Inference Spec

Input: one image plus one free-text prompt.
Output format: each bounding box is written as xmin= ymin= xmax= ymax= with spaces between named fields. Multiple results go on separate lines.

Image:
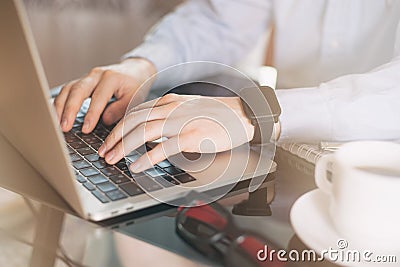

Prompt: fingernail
xmin=98 ymin=144 xmax=106 ymax=157
xmin=106 ymin=150 xmax=115 ymax=163
xmin=61 ymin=118 xmax=68 ymax=130
xmin=130 ymin=162 xmax=142 ymax=173
xmin=83 ymin=120 xmax=91 ymax=132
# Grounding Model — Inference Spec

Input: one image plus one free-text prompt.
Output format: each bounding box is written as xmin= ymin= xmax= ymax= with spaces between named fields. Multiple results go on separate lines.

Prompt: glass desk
xmin=0 ymin=148 xmax=347 ymax=267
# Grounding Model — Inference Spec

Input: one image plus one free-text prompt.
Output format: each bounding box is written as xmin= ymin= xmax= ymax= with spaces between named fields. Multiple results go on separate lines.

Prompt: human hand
xmin=54 ymin=58 xmax=156 ymax=133
xmin=98 ymin=94 xmax=255 ymax=172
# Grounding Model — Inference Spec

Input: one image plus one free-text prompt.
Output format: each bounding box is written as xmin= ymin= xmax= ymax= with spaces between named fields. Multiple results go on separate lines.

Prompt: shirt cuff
xmin=122 ymin=42 xmax=178 ymax=76
xmin=276 ymin=87 xmax=333 ymax=142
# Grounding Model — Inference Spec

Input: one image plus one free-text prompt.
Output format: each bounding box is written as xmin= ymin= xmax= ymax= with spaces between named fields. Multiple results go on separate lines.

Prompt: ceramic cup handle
xmin=315 ymin=154 xmax=334 ymax=194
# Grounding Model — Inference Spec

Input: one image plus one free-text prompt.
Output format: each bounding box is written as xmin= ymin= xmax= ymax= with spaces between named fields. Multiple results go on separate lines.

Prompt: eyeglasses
xmin=175 ymin=192 xmax=286 ymax=267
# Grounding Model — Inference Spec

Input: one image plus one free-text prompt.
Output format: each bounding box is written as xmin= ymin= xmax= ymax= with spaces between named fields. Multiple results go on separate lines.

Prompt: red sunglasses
xmin=175 ymin=192 xmax=286 ymax=267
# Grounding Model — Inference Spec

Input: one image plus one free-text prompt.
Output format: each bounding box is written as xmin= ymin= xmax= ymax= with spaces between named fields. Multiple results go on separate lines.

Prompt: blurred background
xmin=24 ymin=0 xmax=182 ymax=87
xmin=24 ymin=0 xmax=266 ymax=89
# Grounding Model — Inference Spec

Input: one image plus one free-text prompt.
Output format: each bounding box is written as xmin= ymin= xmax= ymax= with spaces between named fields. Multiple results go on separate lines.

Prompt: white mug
xmin=315 ymin=141 xmax=400 ymax=253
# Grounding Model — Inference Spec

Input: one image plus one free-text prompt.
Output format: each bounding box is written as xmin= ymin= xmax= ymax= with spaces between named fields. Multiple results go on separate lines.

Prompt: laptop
xmin=0 ymin=0 xmax=276 ymax=221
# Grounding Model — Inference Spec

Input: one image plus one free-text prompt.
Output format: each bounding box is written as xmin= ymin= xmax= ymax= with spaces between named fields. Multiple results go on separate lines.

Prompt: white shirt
xmin=124 ymin=0 xmax=400 ymax=142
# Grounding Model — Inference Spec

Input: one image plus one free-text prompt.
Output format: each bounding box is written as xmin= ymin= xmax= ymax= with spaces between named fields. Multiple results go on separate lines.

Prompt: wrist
xmin=238 ymin=86 xmax=281 ymax=145
xmin=273 ymin=120 xmax=281 ymax=142
xmin=221 ymin=96 xmax=255 ymax=142
xmin=122 ymin=57 xmax=157 ymax=79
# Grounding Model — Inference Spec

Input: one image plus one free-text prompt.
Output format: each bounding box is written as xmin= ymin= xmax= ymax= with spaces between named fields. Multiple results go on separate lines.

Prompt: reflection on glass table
xmin=0 ymin=187 xmax=204 ymax=267
xmin=0 ymin=147 xmax=356 ymax=267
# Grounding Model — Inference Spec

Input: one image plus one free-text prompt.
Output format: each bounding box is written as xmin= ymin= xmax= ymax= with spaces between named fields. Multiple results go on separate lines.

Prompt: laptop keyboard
xmin=64 ymin=115 xmax=196 ymax=204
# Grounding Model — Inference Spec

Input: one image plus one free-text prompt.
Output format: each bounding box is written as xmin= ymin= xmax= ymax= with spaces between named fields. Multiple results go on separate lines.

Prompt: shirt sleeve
xmin=123 ymin=0 xmax=272 ymax=87
xmin=277 ymin=53 xmax=400 ymax=142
